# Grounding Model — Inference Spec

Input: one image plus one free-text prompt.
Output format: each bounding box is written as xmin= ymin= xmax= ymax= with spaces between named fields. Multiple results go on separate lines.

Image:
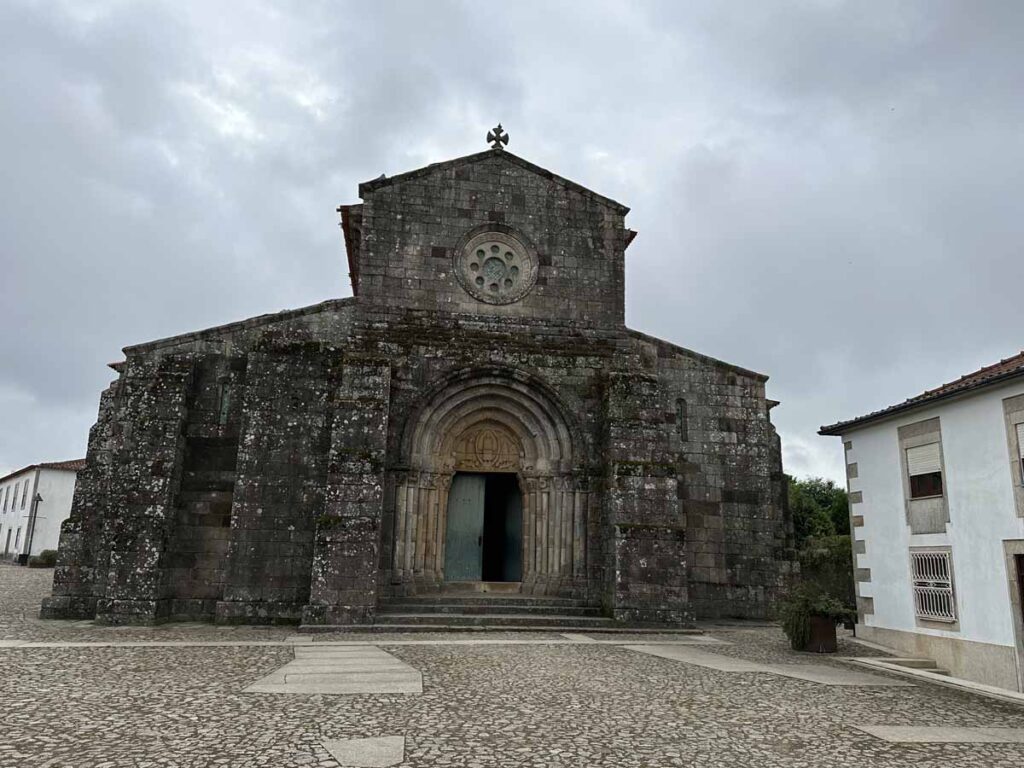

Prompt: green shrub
xmin=779 ymin=584 xmax=856 ymax=650
xmin=28 ymin=549 xmax=58 ymax=568
xmin=798 ymin=534 xmax=855 ymax=609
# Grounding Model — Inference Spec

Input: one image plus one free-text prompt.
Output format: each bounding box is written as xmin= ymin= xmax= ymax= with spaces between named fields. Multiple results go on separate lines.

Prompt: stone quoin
xmin=42 ymin=130 xmax=796 ymax=626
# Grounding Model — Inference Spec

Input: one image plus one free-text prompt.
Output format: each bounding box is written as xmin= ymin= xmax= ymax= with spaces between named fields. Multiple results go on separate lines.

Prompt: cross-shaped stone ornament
xmin=487 ymin=123 xmax=509 ymax=150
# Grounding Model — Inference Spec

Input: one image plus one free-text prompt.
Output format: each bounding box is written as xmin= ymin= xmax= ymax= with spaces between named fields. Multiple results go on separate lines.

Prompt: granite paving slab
xmin=626 ymin=645 xmax=914 ymax=686
xmin=854 ymin=725 xmax=1024 ymax=743
xmin=624 ymin=644 xmax=765 ymax=671
xmin=244 ymin=645 xmax=423 ymax=695
xmin=322 ymin=736 xmax=405 ymax=766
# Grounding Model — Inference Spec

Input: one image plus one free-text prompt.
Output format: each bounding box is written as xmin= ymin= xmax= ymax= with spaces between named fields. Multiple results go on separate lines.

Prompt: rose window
xmin=455 ymin=228 xmax=538 ymax=305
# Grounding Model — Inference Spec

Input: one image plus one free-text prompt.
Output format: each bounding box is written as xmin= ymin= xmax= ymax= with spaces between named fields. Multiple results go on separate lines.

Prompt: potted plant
xmin=779 ymin=585 xmax=856 ymax=653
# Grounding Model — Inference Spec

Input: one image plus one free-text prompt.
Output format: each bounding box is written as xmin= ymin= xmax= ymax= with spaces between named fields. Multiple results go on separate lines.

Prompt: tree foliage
xmin=788 ymin=475 xmax=849 ymax=545
xmin=787 ymin=476 xmax=855 ymax=612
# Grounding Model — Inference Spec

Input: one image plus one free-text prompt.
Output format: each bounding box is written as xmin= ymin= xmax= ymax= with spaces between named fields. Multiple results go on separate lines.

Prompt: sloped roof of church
xmin=820 ymin=350 xmax=1024 ymax=435
xmin=357 ymin=147 xmax=630 ymax=214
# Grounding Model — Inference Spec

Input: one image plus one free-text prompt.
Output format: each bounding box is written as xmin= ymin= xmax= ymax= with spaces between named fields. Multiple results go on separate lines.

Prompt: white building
xmin=0 ymin=460 xmax=83 ymax=564
xmin=821 ymin=354 xmax=1024 ymax=692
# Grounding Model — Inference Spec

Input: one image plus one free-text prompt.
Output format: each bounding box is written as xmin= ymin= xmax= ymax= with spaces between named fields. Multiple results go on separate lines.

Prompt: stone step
xmin=885 ymin=657 xmax=947 ymax=673
xmin=372 ymin=612 xmax=618 ymax=628
xmin=378 ymin=603 xmax=602 ymax=617
xmin=384 ymin=595 xmax=589 ymax=608
xmin=297 ymin=623 xmax=703 ymax=634
xmin=440 ymin=581 xmax=524 ymax=594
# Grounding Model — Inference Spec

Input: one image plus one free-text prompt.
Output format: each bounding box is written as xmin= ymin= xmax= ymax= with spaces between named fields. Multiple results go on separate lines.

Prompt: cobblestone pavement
xmin=2 ymin=566 xmax=1023 ymax=767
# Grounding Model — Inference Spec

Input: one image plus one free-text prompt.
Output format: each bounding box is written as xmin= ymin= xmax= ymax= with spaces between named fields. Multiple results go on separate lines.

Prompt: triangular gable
xmin=357 ymin=148 xmax=630 ymax=215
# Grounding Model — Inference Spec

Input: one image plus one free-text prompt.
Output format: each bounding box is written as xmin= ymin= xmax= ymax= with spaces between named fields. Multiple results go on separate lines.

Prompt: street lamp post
xmin=20 ymin=491 xmax=43 ymax=566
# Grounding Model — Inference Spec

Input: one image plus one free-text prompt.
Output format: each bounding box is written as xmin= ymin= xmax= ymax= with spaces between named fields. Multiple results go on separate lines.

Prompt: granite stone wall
xmin=629 ymin=331 xmax=796 ymax=618
xmin=304 ymin=357 xmax=390 ymax=625
xmin=216 ymin=343 xmax=333 ymax=624
xmin=355 ymin=150 xmax=628 ymax=329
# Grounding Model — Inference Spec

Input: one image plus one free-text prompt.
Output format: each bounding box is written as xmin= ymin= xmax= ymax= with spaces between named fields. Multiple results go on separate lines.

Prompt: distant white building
xmin=0 ymin=460 xmax=84 ymax=564
xmin=821 ymin=354 xmax=1024 ymax=692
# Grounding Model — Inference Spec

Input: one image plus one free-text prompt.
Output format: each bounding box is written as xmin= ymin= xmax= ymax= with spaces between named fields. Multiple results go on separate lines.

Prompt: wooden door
xmin=444 ymin=473 xmax=485 ymax=581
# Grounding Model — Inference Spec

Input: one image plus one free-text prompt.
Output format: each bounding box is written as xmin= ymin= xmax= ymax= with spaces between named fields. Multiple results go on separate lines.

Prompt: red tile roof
xmin=820 ymin=351 xmax=1024 ymax=435
xmin=38 ymin=459 xmax=87 ymax=472
xmin=0 ymin=458 xmax=86 ymax=485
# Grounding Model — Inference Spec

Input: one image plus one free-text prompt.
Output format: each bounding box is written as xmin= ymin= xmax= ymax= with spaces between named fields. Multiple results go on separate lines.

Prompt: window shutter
xmin=1016 ymin=423 xmax=1024 ymax=459
xmin=906 ymin=443 xmax=941 ymax=476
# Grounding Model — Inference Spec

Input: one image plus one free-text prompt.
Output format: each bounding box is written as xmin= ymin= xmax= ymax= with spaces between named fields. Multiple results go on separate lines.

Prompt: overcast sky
xmin=2 ymin=0 xmax=1022 ymax=483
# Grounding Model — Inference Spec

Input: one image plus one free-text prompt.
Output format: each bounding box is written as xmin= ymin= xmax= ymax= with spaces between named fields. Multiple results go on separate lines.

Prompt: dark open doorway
xmin=1016 ymin=554 xmax=1024 ymax=630
xmin=444 ymin=472 xmax=522 ymax=582
xmin=482 ymin=473 xmax=522 ymax=582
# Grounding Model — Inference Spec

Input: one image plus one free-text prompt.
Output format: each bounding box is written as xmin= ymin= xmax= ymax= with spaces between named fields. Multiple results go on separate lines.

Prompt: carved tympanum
xmin=452 ymin=425 xmax=521 ymax=471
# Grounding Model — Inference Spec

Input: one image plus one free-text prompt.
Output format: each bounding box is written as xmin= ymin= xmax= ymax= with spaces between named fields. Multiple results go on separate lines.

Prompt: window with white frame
xmin=20 ymin=481 xmax=27 ymax=509
xmin=910 ymin=549 xmax=957 ymax=622
xmin=906 ymin=442 xmax=943 ymax=499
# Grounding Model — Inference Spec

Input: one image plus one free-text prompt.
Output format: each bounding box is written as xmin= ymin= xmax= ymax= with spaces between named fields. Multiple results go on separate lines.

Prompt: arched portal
xmin=389 ymin=370 xmax=588 ymax=595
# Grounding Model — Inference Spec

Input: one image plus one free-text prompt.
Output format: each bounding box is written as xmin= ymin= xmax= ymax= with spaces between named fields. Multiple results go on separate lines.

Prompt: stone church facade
xmin=42 ymin=136 xmax=794 ymax=626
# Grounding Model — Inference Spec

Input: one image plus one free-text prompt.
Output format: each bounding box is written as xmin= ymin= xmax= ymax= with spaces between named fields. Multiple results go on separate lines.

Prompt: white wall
xmin=0 ymin=471 xmax=34 ymax=558
xmin=0 ymin=468 xmax=78 ymax=559
xmin=845 ymin=379 xmax=1024 ymax=649
xmin=29 ymin=469 xmax=78 ymax=555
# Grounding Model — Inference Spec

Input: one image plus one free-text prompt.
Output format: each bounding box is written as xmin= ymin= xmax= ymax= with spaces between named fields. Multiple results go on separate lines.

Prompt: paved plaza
xmin=2 ymin=567 xmax=1023 ymax=767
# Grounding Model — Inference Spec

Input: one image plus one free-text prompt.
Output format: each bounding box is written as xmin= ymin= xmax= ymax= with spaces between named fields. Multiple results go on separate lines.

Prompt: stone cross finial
xmin=487 ymin=123 xmax=509 ymax=150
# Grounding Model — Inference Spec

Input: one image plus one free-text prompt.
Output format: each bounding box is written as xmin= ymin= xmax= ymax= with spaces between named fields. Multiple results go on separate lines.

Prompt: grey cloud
xmin=2 ymin=0 xmax=1022 ymax=482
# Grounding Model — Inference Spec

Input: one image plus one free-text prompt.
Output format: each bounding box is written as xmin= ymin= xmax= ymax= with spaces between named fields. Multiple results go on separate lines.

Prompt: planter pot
xmin=804 ymin=615 xmax=838 ymax=653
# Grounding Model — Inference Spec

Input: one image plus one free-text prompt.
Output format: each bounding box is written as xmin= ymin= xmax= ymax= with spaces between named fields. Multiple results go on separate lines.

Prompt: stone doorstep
xmin=371 ymin=613 xmax=618 ymax=628
xmin=844 ymin=638 xmax=950 ymax=674
xmin=882 ymin=657 xmax=950 ymax=675
xmin=377 ymin=603 xmax=603 ymax=617
xmin=843 ymin=657 xmax=1024 ymax=707
xmin=297 ymin=623 xmax=704 ymax=634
